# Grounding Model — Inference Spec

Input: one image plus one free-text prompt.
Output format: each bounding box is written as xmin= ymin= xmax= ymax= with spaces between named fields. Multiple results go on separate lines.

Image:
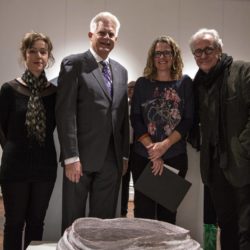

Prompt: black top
xmin=0 ymin=80 xmax=57 ymax=182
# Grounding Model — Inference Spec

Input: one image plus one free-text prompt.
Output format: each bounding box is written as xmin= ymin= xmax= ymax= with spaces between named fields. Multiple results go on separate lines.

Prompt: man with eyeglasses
xmin=188 ymin=28 xmax=250 ymax=250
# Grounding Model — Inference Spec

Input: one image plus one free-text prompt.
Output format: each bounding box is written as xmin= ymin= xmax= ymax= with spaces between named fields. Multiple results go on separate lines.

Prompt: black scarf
xmin=194 ymin=53 xmax=233 ymax=88
xmin=22 ymin=70 xmax=48 ymax=145
xmin=193 ymin=53 xmax=233 ymax=168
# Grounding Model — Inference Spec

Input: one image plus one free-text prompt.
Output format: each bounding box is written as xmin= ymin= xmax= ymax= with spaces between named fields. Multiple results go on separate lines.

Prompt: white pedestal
xmin=27 ymin=242 xmax=56 ymax=250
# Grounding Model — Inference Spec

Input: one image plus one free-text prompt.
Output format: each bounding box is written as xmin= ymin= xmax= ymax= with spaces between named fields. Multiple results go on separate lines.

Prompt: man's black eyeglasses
xmin=154 ymin=50 xmax=172 ymax=58
xmin=193 ymin=47 xmax=215 ymax=57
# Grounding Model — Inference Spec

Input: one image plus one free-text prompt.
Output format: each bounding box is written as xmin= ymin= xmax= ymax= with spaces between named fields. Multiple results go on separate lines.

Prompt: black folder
xmin=134 ymin=162 xmax=192 ymax=212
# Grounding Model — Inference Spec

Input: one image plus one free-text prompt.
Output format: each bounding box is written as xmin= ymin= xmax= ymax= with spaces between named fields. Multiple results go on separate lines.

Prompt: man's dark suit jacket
xmin=56 ymin=50 xmax=129 ymax=171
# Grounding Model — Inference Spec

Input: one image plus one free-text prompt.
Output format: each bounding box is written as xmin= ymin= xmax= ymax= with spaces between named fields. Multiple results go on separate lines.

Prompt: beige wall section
xmin=1 ymin=0 xmax=250 ymax=244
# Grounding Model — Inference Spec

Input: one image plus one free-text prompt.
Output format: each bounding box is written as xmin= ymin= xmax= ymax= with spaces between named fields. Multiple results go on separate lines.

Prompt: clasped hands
xmin=146 ymin=140 xmax=171 ymax=176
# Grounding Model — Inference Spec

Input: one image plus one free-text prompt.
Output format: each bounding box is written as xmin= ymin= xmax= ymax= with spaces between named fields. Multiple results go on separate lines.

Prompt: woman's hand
xmin=147 ymin=139 xmax=171 ymax=161
xmin=147 ymin=131 xmax=182 ymax=161
xmin=151 ymin=158 xmax=164 ymax=176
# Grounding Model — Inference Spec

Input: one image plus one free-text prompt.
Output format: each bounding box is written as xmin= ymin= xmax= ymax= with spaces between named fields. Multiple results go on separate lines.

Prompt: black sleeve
xmin=187 ymin=80 xmax=201 ymax=151
xmin=175 ymin=75 xmax=194 ymax=138
xmin=130 ymin=78 xmax=149 ymax=140
xmin=0 ymin=83 xmax=12 ymax=148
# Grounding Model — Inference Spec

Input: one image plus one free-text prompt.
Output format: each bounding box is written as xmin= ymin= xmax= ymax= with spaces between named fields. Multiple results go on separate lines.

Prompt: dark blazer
xmin=221 ymin=61 xmax=250 ymax=187
xmin=56 ymin=50 xmax=129 ymax=171
xmin=189 ymin=60 xmax=250 ymax=188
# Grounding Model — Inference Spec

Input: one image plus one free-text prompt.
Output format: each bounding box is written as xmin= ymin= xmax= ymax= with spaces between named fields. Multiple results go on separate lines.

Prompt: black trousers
xmin=131 ymin=152 xmax=188 ymax=224
xmin=204 ymin=185 xmax=217 ymax=224
xmin=1 ymin=181 xmax=55 ymax=250
xmin=61 ymin=145 xmax=120 ymax=234
xmin=121 ymin=144 xmax=134 ymax=216
xmin=208 ymin=159 xmax=250 ymax=250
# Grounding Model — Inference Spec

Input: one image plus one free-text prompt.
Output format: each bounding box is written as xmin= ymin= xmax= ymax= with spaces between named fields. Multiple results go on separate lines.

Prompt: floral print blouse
xmin=130 ymin=76 xmax=194 ymax=160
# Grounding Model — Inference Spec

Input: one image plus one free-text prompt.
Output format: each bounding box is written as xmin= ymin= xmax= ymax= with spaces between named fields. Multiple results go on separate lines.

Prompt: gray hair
xmin=90 ymin=12 xmax=120 ymax=36
xmin=189 ymin=28 xmax=223 ymax=52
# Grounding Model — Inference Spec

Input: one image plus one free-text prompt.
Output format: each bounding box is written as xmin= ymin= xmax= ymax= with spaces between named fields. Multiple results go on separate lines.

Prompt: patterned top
xmin=131 ymin=76 xmax=194 ymax=160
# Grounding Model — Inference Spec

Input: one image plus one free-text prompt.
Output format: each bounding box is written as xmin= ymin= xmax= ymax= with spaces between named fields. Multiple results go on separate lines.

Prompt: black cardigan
xmin=0 ymin=80 xmax=58 ymax=183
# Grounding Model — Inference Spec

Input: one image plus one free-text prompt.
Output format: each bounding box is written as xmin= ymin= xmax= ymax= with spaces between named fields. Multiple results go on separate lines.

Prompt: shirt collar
xmin=90 ymin=47 xmax=110 ymax=65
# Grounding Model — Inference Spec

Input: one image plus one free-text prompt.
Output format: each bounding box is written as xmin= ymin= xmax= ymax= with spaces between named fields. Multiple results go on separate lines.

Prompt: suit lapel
xmin=109 ymin=60 xmax=119 ymax=104
xmin=92 ymin=68 xmax=112 ymax=101
xmin=85 ymin=51 xmax=112 ymax=102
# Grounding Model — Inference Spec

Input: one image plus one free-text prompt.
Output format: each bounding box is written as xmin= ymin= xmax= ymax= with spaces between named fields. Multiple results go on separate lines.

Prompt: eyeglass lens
xmin=154 ymin=50 xmax=172 ymax=58
xmin=193 ymin=47 xmax=214 ymax=57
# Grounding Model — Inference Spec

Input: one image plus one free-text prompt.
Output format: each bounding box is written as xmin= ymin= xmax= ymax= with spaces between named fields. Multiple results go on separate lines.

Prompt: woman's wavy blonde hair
xmin=143 ymin=36 xmax=183 ymax=81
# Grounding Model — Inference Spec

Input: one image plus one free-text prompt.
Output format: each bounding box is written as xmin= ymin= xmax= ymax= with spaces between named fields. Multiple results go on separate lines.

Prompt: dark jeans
xmin=208 ymin=158 xmax=250 ymax=250
xmin=131 ymin=152 xmax=188 ymax=224
xmin=1 ymin=181 xmax=55 ymax=250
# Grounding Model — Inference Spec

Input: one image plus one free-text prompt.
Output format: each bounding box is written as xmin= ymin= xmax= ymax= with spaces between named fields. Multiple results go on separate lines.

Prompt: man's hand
xmin=122 ymin=158 xmax=129 ymax=176
xmin=65 ymin=161 xmax=83 ymax=183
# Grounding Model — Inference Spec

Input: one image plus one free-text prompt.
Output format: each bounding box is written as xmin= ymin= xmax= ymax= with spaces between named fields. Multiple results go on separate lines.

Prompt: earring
xmin=172 ymin=63 xmax=176 ymax=71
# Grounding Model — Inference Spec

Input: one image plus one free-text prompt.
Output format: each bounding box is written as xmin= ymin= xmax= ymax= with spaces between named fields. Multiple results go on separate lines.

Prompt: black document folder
xmin=134 ymin=162 xmax=192 ymax=212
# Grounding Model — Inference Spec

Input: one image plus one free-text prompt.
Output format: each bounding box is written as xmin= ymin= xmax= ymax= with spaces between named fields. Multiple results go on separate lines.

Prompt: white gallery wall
xmin=1 ymin=0 xmax=250 ymax=244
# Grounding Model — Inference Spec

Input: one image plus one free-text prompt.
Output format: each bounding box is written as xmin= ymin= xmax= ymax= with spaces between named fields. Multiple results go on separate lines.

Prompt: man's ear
xmin=218 ymin=48 xmax=223 ymax=59
xmin=88 ymin=32 xmax=93 ymax=39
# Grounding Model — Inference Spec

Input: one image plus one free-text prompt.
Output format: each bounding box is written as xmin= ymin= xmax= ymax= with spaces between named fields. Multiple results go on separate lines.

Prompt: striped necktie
xmin=100 ymin=61 xmax=113 ymax=97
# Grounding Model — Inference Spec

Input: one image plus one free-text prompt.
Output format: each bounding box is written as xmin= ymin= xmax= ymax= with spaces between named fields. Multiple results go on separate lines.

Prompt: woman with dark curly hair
xmin=0 ymin=31 xmax=57 ymax=250
xmin=130 ymin=35 xmax=194 ymax=224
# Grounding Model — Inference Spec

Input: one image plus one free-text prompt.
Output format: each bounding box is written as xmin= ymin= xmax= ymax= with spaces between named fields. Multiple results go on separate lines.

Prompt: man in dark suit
xmin=56 ymin=11 xmax=129 ymax=233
